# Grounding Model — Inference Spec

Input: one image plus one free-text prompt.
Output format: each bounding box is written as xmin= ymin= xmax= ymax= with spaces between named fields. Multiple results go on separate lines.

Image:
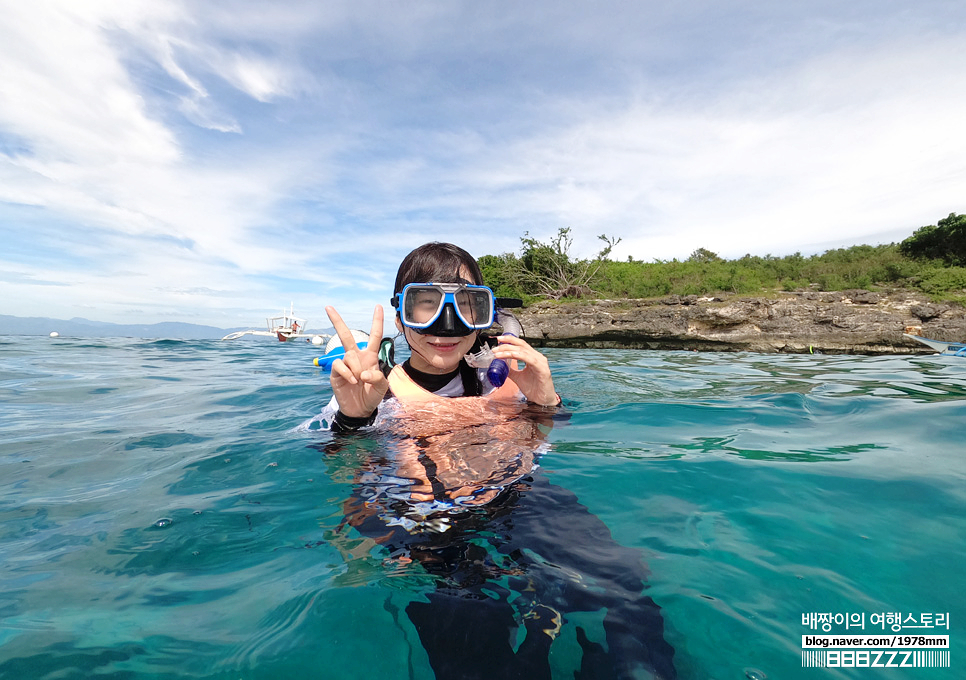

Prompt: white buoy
xmin=326 ymin=329 xmax=369 ymax=353
xmin=49 ymin=331 xmax=59 ymax=338
xmin=311 ymin=335 xmax=324 ymax=346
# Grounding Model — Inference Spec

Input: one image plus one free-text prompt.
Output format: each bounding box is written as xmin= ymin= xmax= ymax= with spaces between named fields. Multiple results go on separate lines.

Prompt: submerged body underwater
xmin=304 ymin=394 xmax=676 ymax=679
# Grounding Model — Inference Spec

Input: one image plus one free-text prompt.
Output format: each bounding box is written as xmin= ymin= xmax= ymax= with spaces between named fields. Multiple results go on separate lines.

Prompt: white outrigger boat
xmin=903 ymin=333 xmax=966 ymax=356
xmin=222 ymin=304 xmax=322 ymax=342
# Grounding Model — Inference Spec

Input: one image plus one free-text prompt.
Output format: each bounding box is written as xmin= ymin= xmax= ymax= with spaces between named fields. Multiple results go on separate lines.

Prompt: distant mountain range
xmin=0 ymin=314 xmax=332 ymax=340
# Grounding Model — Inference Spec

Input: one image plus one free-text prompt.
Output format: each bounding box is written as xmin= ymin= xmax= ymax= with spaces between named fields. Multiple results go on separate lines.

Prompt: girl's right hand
xmin=325 ymin=304 xmax=390 ymax=418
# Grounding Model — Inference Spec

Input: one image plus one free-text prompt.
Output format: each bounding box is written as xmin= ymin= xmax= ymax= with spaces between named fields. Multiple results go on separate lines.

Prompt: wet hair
xmin=393 ymin=242 xmax=484 ymax=293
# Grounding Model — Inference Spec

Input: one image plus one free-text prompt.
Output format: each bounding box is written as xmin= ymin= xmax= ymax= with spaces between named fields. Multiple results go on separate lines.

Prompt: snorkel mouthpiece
xmin=463 ymin=309 xmax=524 ymax=387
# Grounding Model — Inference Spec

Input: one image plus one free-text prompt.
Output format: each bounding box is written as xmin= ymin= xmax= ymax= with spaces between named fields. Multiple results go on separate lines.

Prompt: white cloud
xmin=2 ymin=0 xmax=965 ymax=326
xmin=437 ymin=35 xmax=966 ymax=261
xmin=0 ymin=1 xmax=181 ymax=166
xmin=221 ymin=53 xmax=300 ymax=102
xmin=0 ymin=2 xmax=329 ymax=270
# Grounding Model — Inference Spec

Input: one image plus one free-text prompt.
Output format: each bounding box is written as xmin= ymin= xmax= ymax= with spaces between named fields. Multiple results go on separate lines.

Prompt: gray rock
xmin=514 ymin=292 xmax=966 ymax=354
xmin=910 ymin=304 xmax=946 ymax=321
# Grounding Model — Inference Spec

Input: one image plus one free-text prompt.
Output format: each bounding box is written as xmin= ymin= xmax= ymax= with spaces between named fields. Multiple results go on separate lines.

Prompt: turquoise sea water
xmin=1 ymin=336 xmax=964 ymax=679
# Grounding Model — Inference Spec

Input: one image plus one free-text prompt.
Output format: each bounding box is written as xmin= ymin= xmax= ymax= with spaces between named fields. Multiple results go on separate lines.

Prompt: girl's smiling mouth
xmin=428 ymin=339 xmax=462 ymax=350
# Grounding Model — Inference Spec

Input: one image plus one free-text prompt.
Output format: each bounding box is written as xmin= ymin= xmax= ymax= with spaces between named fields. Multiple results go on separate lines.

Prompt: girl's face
xmin=395 ymin=266 xmax=479 ymax=375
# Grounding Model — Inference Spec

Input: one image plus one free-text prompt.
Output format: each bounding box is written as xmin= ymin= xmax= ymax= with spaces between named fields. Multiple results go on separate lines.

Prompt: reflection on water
xmin=315 ymin=399 xmax=677 ymax=679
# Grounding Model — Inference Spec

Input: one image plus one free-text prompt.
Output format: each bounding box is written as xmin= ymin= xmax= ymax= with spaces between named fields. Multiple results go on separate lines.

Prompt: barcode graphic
xmin=803 ymin=651 xmax=826 ymax=667
xmin=802 ymin=651 xmax=950 ymax=668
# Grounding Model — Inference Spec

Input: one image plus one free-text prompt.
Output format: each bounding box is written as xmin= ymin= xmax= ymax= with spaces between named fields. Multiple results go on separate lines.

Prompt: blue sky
xmin=1 ymin=0 xmax=964 ymax=331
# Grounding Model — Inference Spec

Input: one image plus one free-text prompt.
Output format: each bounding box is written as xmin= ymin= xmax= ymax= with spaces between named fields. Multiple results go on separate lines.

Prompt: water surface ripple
xmin=1 ymin=338 xmax=963 ymax=679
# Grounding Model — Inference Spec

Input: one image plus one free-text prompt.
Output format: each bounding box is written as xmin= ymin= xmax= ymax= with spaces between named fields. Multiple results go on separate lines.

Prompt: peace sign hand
xmin=325 ymin=304 xmax=390 ymax=418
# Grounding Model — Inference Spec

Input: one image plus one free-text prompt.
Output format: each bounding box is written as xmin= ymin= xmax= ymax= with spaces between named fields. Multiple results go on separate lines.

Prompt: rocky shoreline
xmin=515 ymin=290 xmax=966 ymax=355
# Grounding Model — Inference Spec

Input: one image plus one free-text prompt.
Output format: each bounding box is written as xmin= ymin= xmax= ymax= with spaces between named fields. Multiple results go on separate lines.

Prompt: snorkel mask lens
xmin=393 ymin=283 xmax=495 ymax=336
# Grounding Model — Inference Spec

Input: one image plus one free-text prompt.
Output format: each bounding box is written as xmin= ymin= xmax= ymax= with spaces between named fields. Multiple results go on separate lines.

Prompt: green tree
xmin=517 ymin=228 xmax=621 ymax=298
xmin=478 ymin=253 xmax=526 ymax=299
xmin=900 ymin=213 xmax=966 ymax=265
xmin=687 ymin=248 xmax=722 ymax=263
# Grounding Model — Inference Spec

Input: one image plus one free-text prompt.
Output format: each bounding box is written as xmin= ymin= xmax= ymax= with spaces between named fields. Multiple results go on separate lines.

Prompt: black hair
xmin=393 ymin=242 xmax=484 ymax=293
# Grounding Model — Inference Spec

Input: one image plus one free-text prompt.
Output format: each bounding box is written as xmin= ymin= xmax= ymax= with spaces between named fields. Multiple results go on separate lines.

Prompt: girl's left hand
xmin=490 ymin=335 xmax=559 ymax=406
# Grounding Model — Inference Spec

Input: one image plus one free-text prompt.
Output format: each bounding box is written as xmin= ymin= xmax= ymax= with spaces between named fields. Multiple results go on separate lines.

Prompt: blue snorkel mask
xmin=392 ymin=282 xmax=495 ymax=337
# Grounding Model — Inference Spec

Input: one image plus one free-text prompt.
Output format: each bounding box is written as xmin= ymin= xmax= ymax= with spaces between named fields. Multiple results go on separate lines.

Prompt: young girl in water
xmin=317 ymin=242 xmax=676 ymax=680
xmin=324 ymin=242 xmax=560 ymax=430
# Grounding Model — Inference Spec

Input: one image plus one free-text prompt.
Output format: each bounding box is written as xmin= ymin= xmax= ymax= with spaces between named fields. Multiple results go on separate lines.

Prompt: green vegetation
xmin=899 ymin=212 xmax=966 ymax=266
xmin=479 ymin=213 xmax=966 ymax=304
xmin=479 ymin=228 xmax=620 ymax=300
